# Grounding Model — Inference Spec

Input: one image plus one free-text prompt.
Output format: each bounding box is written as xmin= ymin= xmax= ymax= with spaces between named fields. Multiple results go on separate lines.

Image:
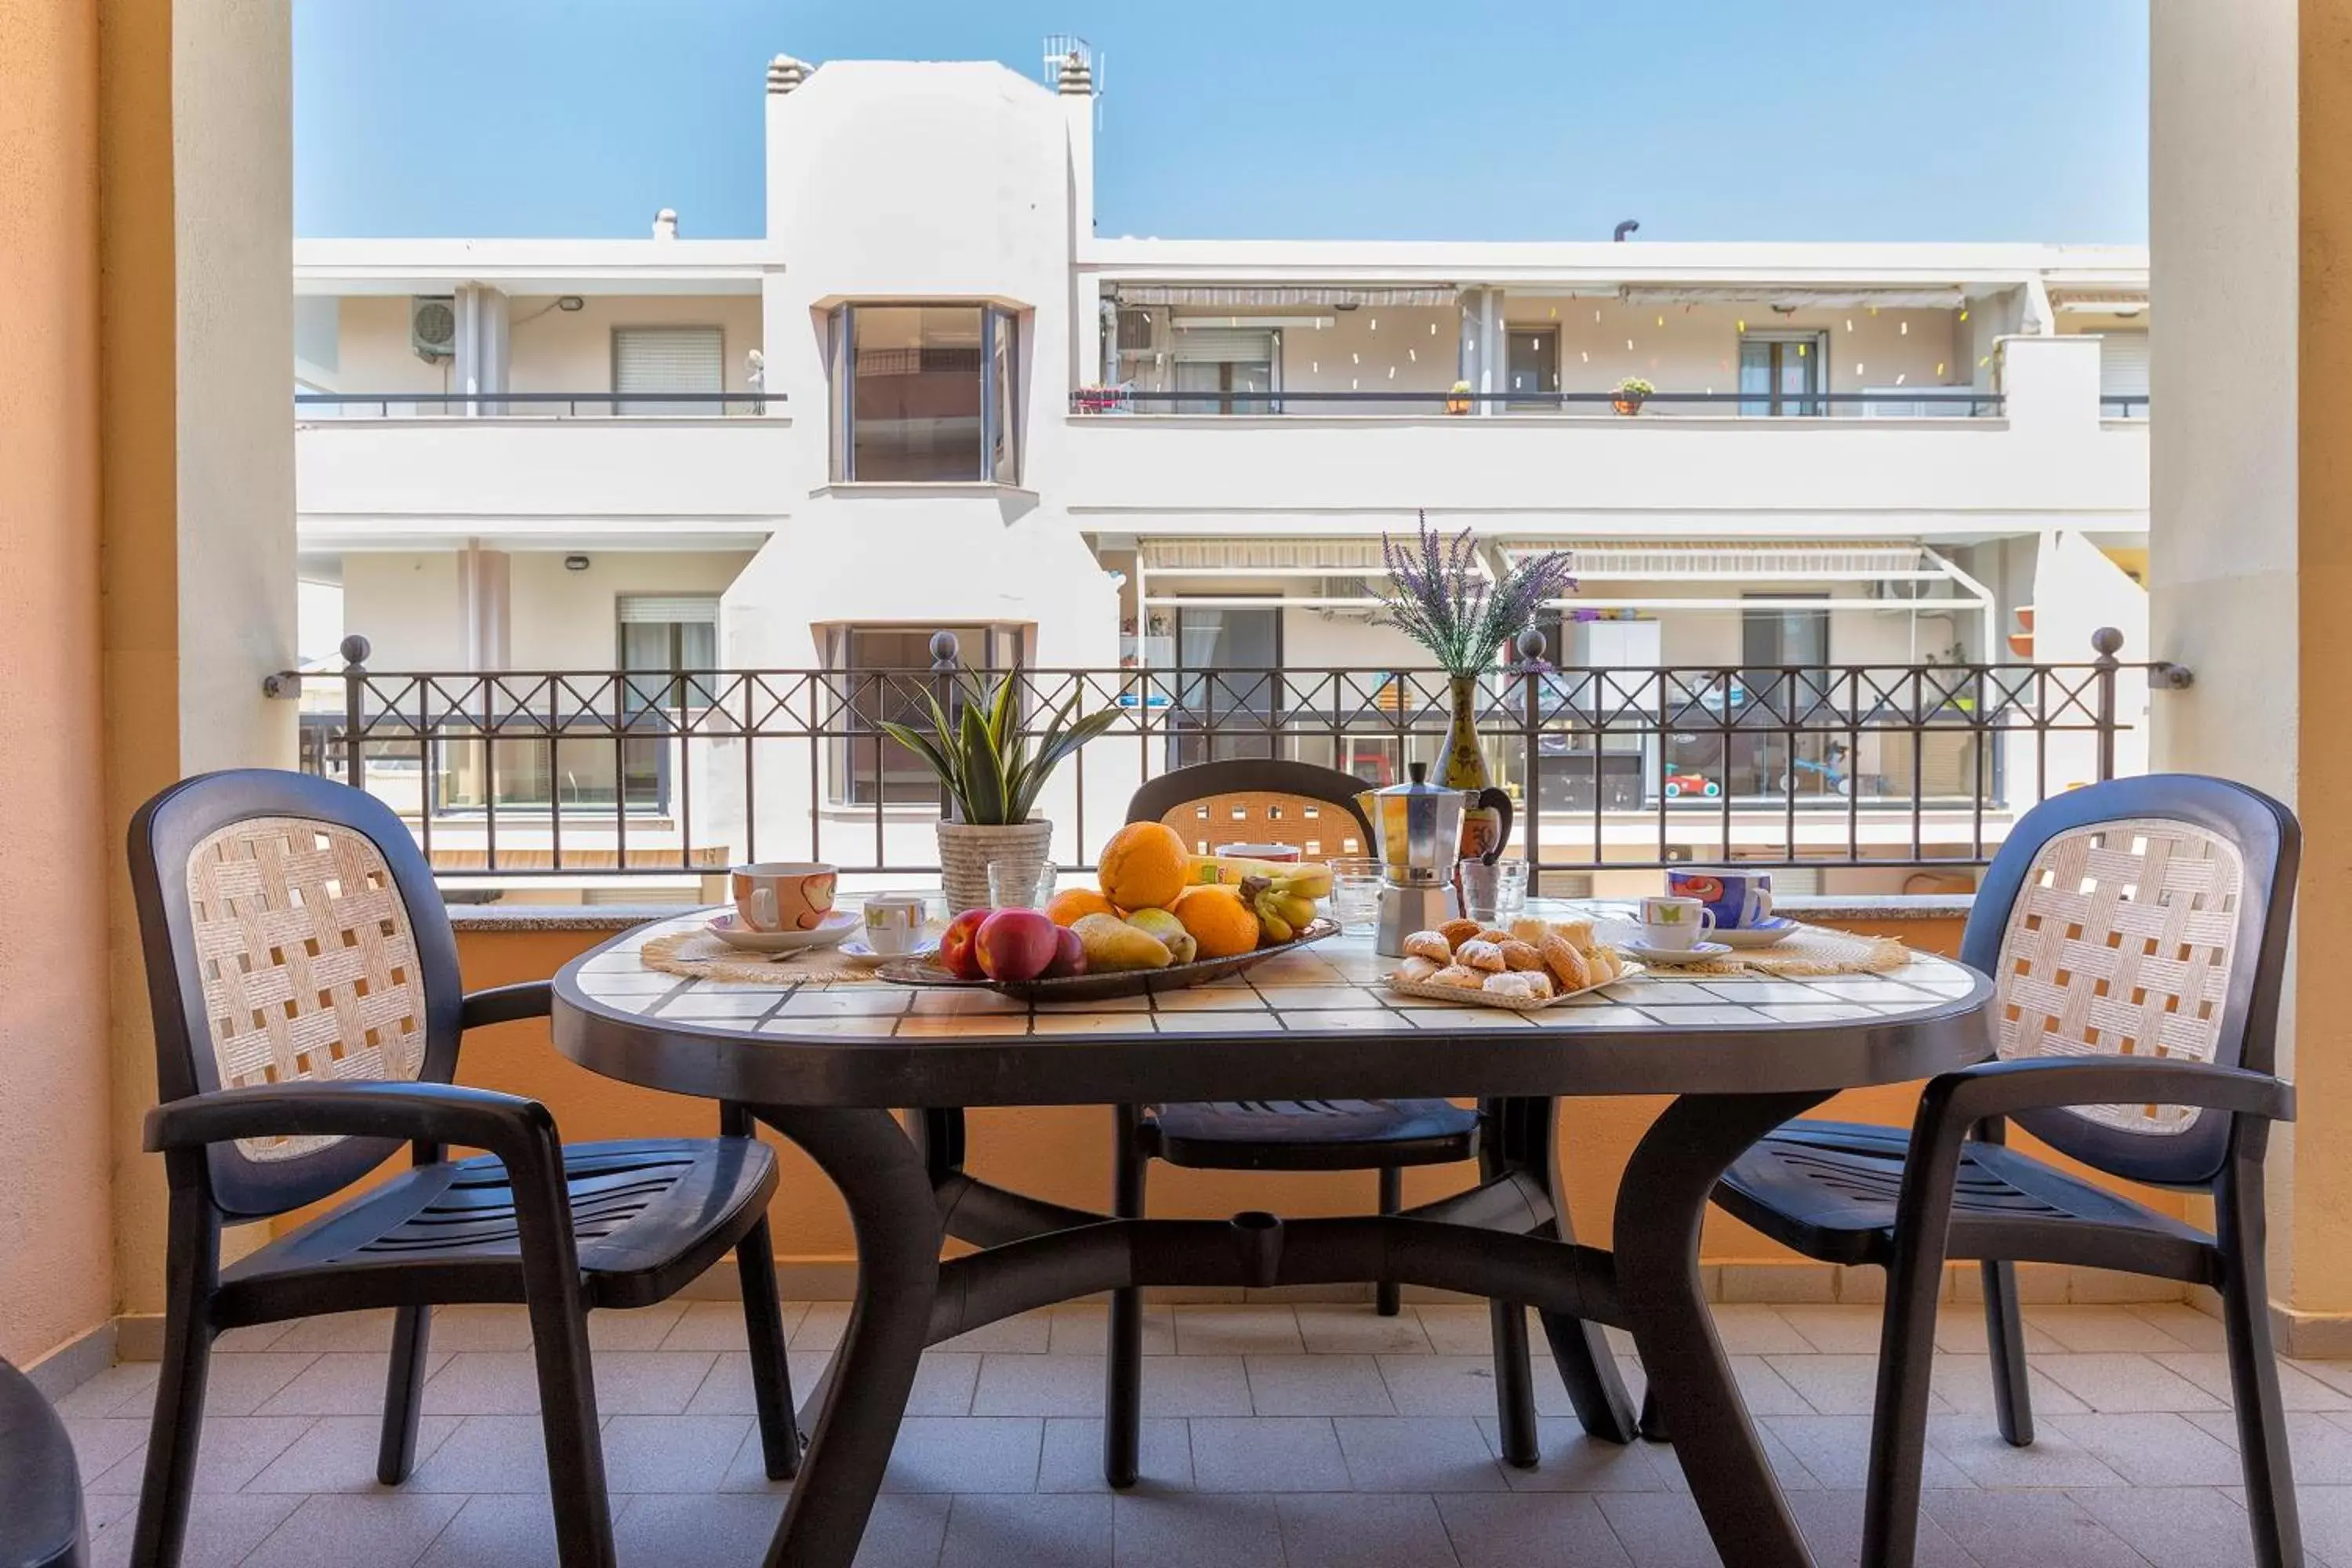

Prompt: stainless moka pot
xmin=1359 ymin=763 xmax=1469 ymax=957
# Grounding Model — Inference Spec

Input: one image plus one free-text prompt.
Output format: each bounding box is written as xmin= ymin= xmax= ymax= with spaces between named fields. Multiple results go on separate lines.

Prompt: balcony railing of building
xmin=1070 ymin=388 xmax=2005 ymax=418
xmin=294 ymin=391 xmax=779 ymax=419
xmin=279 ymin=630 xmax=2187 ymax=887
xmin=2101 ymin=394 xmax=2151 ymax=418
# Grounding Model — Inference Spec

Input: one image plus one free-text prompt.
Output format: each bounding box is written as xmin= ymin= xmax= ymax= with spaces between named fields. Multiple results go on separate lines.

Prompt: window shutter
xmin=613 ymin=328 xmax=724 ymax=413
xmin=1170 ymin=329 xmax=1276 ymax=364
xmin=617 ymin=595 xmax=719 ymax=625
xmin=2097 ymin=331 xmax=2151 ymax=400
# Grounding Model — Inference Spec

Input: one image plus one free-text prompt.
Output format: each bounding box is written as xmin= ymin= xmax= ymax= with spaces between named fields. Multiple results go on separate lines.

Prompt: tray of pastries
xmin=1384 ymin=915 xmax=1639 ymax=1011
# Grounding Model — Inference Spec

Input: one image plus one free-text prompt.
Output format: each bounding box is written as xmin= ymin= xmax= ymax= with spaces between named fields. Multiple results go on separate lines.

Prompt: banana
xmin=1275 ymin=863 xmax=1333 ymax=899
xmin=1274 ymin=894 xmax=1318 ymax=929
xmin=1188 ymin=856 xmax=1334 ymax=898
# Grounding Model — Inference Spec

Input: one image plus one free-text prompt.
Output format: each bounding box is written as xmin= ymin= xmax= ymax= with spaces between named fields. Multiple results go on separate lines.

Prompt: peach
xmin=975 ymin=907 xmax=1059 ymax=982
xmin=1044 ymin=924 xmax=1087 ymax=978
xmin=938 ymin=908 xmax=989 ymax=979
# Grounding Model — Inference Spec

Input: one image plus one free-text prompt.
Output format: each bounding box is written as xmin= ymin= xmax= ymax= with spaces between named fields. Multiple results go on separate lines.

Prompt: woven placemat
xmin=1622 ymin=924 xmax=1911 ymax=977
xmin=640 ymin=927 xmax=893 ymax=985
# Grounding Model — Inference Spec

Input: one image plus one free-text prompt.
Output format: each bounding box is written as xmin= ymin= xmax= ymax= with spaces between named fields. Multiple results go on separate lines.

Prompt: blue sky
xmin=296 ymin=1 xmax=2148 ymax=244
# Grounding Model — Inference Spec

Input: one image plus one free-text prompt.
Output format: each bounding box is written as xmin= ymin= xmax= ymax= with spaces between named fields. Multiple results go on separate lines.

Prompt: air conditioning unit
xmin=1871 ymin=577 xmax=1936 ymax=602
xmin=1115 ymin=307 xmax=1155 ymax=354
xmin=410 ymin=296 xmax=457 ymax=361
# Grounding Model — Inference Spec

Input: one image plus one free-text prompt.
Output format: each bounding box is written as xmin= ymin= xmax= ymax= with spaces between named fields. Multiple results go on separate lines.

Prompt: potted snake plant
xmin=878 ymin=672 xmax=1126 ymax=912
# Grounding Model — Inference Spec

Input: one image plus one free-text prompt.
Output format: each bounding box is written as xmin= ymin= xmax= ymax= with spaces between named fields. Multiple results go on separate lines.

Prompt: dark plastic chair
xmin=1711 ymin=775 xmax=2303 ymax=1567
xmin=125 ymin=770 xmax=800 ymax=1568
xmin=1102 ymin=760 xmax=1634 ymax=1486
xmin=0 ymin=1359 xmax=85 ymax=1568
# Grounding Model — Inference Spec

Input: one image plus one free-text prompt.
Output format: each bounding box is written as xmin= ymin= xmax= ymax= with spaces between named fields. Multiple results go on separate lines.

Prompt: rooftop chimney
xmin=1055 ymin=50 xmax=1092 ymax=95
xmin=766 ymin=53 xmax=809 ymax=94
xmin=652 ymin=209 xmax=678 ymax=241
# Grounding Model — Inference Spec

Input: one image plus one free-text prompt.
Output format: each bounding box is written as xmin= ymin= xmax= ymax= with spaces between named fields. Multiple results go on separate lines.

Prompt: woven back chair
xmin=140 ymin=793 xmax=463 ymax=1217
xmin=126 ymin=769 xmax=799 ymax=1568
xmin=1127 ymin=757 xmax=1374 ymax=859
xmin=1084 ymin=760 xmax=1635 ymax=1490
xmin=1711 ymin=775 xmax=2303 ymax=1568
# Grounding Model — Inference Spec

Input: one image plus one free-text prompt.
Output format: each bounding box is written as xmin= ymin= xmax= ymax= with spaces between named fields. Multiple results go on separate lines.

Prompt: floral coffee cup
xmin=730 ymin=862 xmax=837 ymax=933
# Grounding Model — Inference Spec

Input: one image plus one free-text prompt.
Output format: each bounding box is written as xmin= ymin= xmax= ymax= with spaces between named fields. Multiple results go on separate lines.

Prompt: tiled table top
xmin=568 ymin=909 xmax=1984 ymax=1043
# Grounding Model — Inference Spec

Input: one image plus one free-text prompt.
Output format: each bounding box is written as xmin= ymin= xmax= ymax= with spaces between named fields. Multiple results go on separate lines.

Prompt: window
xmin=1171 ymin=604 xmax=1281 ymax=764
xmin=2098 ymin=329 xmax=2150 ymax=414
xmin=613 ymin=327 xmax=724 ymax=416
xmin=1738 ymin=334 xmax=1825 ymax=416
xmin=613 ymin=597 xmax=720 ymax=810
xmin=1171 ymin=328 xmax=1276 ymax=415
xmin=1737 ymin=594 xmax=1838 ymax=797
xmin=1506 ymin=326 xmax=1559 ymax=406
xmin=826 ymin=623 xmax=1026 ymax=805
xmin=829 ymin=304 xmax=1020 ymax=482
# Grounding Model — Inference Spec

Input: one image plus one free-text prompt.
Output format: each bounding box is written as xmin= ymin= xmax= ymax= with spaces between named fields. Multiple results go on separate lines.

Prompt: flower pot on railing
xmin=1446 ymin=381 xmax=1473 ymax=416
xmin=1612 ymin=379 xmax=1653 ymax=417
xmin=936 ymin=818 xmax=1055 ymax=915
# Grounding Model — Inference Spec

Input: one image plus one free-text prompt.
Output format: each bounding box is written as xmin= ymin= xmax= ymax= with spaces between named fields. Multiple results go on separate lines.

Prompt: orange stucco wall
xmin=407 ymin=915 xmax=2183 ymax=1283
xmin=0 ymin=0 xmax=117 ymax=1366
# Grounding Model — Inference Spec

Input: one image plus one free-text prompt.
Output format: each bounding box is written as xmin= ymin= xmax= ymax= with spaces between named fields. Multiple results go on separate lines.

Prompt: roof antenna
xmin=1613 ymin=219 xmax=1640 ymax=242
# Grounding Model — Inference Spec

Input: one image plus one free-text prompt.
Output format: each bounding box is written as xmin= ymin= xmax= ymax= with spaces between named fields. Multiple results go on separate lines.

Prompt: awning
xmin=1115 ymin=285 xmax=1460 ymax=308
xmin=2049 ymin=289 xmax=2148 ymax=314
xmin=1617 ymin=286 xmax=1968 ymax=310
xmin=1141 ymin=536 xmax=1396 ymax=575
xmin=1498 ymin=540 xmax=1936 ymax=580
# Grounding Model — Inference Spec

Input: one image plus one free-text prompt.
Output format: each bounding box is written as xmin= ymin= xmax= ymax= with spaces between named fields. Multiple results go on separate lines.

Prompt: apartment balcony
xmin=295 ymin=392 xmax=795 ymax=548
xmin=1062 ymin=335 xmax=2145 ymax=532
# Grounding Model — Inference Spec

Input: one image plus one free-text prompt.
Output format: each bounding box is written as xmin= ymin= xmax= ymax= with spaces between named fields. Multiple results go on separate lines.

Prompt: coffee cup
xmin=1667 ymin=869 xmax=1773 ymax=931
xmin=860 ymin=892 xmax=927 ymax=956
xmin=1637 ymin=894 xmax=1716 ymax=950
xmin=730 ymin=862 xmax=837 ymax=934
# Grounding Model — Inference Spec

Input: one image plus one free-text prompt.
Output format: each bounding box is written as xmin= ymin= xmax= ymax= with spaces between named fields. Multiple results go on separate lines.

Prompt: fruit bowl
xmin=873 ymin=920 xmax=1340 ymax=1003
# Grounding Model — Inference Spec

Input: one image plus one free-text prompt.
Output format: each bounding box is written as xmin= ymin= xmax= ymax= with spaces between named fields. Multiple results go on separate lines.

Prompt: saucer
xmin=1611 ymin=938 xmax=1733 ymax=965
xmin=706 ymin=910 xmax=858 ymax=955
xmin=1714 ymin=918 xmax=1800 ymax=950
xmin=838 ymin=935 xmax=941 ymax=967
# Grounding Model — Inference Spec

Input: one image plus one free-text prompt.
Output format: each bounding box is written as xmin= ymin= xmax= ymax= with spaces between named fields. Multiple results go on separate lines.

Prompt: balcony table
xmin=551 ymin=912 xmax=1994 ymax=1568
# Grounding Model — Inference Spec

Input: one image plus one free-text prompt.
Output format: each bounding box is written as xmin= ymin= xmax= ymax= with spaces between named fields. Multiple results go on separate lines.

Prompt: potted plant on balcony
xmin=878 ymin=671 xmax=1127 ymax=913
xmin=1446 ymin=379 xmax=1474 ymax=416
xmin=1613 ymin=376 xmax=1653 ymax=416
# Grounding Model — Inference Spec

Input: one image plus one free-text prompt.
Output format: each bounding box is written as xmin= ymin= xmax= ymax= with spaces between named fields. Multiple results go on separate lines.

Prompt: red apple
xmin=1043 ymin=924 xmax=1087 ymax=978
xmin=938 ymin=908 xmax=989 ymax=979
xmin=975 ymin=907 xmax=1059 ymax=982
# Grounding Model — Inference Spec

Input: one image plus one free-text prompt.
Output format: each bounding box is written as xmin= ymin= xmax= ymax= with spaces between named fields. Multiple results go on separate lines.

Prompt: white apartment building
xmin=292 ymin=45 xmax=2151 ymax=893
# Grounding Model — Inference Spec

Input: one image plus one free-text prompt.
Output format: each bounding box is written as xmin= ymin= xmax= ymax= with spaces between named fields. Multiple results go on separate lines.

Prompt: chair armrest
xmin=144 ymin=1080 xmax=558 ymax=1169
xmin=462 ymin=980 xmax=554 ymax=1032
xmin=1922 ymin=1057 xmax=2294 ymax=1132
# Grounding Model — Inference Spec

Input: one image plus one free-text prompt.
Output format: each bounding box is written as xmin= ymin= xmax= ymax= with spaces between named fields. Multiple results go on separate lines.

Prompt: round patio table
xmin=552 ymin=913 xmax=1994 ymax=1568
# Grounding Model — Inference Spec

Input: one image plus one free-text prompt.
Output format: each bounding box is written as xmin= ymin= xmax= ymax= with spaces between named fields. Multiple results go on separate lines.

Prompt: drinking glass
xmin=1458 ymin=858 xmax=1530 ymax=924
xmin=1327 ymin=856 xmax=1382 ymax=934
xmin=1491 ymin=859 xmax=1530 ymax=920
xmin=987 ymin=858 xmax=1058 ymax=909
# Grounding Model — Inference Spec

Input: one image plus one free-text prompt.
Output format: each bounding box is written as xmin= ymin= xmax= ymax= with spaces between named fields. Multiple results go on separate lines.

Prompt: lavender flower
xmin=1377 ymin=512 xmax=1577 ymax=677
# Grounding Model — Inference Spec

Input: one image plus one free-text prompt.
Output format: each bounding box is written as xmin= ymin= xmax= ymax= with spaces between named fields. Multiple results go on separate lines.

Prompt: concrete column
xmin=458 ymin=543 xmax=512 ymax=671
xmin=2150 ymin=0 xmax=2352 ymax=1352
xmin=100 ymin=0 xmax=300 ymax=1319
xmin=455 ymin=284 xmax=510 ymax=411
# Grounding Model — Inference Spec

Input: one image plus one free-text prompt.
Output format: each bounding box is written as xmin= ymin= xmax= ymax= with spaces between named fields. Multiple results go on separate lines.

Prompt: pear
xmin=1124 ymin=908 xmax=1199 ymax=965
xmin=1070 ymin=913 xmax=1174 ymax=972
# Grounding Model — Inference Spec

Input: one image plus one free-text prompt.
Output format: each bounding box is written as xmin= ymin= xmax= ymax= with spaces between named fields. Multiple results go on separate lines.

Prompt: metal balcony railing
xmin=1069 ymin=388 xmax=2005 ymax=418
xmin=294 ymin=391 xmax=779 ymax=418
xmin=278 ymin=631 xmax=2187 ymax=885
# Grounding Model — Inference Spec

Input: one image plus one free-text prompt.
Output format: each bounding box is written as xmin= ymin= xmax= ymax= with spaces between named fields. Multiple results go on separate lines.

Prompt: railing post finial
xmin=2090 ymin=628 xmax=2121 ymax=782
xmin=340 ymin=633 xmax=372 ymax=668
xmin=929 ymin=631 xmax=960 ymax=673
xmin=2089 ymin=626 xmax=2124 ymax=662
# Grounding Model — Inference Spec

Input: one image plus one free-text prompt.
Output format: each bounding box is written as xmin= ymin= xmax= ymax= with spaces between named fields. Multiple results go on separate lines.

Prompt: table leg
xmin=747 ymin=1106 xmax=941 ymax=1568
xmin=1614 ymin=1091 xmax=1830 ymax=1568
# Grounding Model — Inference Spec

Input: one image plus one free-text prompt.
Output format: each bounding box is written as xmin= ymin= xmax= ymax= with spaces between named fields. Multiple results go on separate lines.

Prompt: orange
xmin=1045 ymin=887 xmax=1120 ymax=928
xmin=1097 ymin=821 xmax=1191 ymax=912
xmin=1172 ymin=884 xmax=1261 ymax=960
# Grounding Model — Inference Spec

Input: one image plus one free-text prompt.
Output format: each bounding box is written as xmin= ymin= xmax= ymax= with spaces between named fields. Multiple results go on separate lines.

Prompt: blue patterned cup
xmin=1667 ymin=869 xmax=1774 ymax=930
